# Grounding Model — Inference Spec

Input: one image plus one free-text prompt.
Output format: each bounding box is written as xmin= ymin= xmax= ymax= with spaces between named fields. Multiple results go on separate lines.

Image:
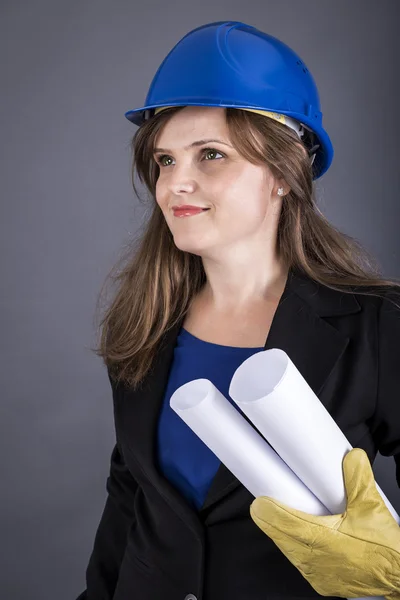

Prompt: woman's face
xmin=153 ymin=106 xmax=283 ymax=258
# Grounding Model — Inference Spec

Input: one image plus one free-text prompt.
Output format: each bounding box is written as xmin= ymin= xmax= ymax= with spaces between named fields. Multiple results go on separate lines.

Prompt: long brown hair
xmin=91 ymin=107 xmax=400 ymax=391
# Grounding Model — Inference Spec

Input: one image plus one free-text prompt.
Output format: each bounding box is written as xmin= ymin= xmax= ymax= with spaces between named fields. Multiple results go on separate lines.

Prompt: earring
xmin=277 ymin=187 xmax=284 ymax=196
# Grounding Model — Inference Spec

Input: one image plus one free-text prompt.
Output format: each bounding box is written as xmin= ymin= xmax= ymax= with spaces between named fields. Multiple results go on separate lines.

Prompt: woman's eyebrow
xmin=152 ymin=139 xmax=233 ymax=154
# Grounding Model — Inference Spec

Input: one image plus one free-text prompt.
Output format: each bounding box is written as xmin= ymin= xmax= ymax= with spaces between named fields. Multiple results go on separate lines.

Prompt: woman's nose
xmin=169 ymin=180 xmax=196 ymax=194
xmin=167 ymin=164 xmax=197 ymax=194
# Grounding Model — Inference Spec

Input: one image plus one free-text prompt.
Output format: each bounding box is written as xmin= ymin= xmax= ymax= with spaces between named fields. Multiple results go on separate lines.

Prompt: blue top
xmin=156 ymin=326 xmax=265 ymax=510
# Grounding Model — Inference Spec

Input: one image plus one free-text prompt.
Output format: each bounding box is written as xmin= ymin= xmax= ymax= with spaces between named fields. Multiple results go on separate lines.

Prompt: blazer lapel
xmin=117 ymin=268 xmax=361 ymax=530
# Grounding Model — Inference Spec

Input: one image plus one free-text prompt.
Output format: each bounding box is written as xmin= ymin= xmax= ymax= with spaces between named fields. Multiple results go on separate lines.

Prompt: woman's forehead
xmin=155 ymin=107 xmax=229 ymax=146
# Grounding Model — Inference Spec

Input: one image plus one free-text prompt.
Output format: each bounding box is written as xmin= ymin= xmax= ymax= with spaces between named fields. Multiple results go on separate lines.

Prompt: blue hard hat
xmin=125 ymin=21 xmax=334 ymax=180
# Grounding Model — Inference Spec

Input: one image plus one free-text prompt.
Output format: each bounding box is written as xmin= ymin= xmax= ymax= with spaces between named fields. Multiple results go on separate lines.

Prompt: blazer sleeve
xmin=75 ymin=372 xmax=139 ymax=600
xmin=370 ymin=291 xmax=400 ymax=488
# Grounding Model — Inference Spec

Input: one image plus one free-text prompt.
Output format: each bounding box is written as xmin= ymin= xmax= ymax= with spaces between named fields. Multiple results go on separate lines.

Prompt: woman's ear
xmin=273 ymin=180 xmax=289 ymax=197
xmin=272 ymin=142 xmax=307 ymax=198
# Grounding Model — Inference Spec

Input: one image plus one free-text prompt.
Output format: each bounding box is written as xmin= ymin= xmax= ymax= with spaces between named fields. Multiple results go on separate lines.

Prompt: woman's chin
xmin=172 ymin=237 xmax=209 ymax=256
xmin=174 ymin=243 xmax=205 ymax=256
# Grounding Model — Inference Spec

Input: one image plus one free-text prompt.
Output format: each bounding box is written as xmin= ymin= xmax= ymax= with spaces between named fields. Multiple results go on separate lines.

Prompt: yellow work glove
xmin=250 ymin=448 xmax=400 ymax=599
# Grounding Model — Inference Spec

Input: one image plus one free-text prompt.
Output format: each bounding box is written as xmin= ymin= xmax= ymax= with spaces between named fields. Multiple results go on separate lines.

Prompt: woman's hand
xmin=250 ymin=448 xmax=400 ymax=598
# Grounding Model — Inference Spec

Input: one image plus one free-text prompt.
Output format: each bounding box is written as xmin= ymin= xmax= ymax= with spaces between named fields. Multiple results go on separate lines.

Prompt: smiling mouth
xmin=173 ymin=208 xmax=211 ymax=217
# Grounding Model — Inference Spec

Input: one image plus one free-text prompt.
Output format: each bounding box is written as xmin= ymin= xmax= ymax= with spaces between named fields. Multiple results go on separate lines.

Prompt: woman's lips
xmin=173 ymin=208 xmax=210 ymax=217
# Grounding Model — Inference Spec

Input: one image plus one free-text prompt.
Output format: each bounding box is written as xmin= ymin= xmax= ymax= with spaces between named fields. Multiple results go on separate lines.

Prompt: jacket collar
xmin=114 ymin=267 xmax=361 ymax=539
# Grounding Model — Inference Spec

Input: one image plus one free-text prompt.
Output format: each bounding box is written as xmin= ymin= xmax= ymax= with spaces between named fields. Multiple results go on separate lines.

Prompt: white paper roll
xmin=169 ymin=351 xmax=398 ymax=600
xmin=228 ymin=348 xmax=399 ymax=524
xmin=170 ymin=378 xmax=327 ymax=514
xmin=229 ymin=348 xmax=399 ymax=600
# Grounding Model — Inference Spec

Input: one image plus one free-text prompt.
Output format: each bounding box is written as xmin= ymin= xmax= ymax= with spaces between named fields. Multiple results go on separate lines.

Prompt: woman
xmin=77 ymin=21 xmax=400 ymax=600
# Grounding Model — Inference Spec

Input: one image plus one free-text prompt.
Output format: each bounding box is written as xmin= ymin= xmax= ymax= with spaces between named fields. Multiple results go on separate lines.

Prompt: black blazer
xmin=76 ymin=268 xmax=400 ymax=600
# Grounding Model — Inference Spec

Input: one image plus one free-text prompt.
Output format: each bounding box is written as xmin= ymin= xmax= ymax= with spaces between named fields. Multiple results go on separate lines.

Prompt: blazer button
xmin=184 ymin=595 xmax=197 ymax=600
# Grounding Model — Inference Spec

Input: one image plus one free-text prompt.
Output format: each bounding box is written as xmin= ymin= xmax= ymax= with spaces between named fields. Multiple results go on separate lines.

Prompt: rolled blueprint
xmin=228 ymin=348 xmax=399 ymax=524
xmin=170 ymin=378 xmax=327 ymax=514
xmin=170 ymin=349 xmax=399 ymax=600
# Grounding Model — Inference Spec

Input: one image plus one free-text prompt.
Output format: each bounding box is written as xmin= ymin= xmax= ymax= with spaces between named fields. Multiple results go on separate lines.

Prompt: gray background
xmin=1 ymin=1 xmax=399 ymax=598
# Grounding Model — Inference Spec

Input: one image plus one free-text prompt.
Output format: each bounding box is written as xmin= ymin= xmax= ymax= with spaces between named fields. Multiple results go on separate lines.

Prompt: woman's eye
xmin=156 ymin=148 xmax=224 ymax=167
xmin=159 ymin=155 xmax=172 ymax=167
xmin=203 ymin=148 xmax=223 ymax=161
